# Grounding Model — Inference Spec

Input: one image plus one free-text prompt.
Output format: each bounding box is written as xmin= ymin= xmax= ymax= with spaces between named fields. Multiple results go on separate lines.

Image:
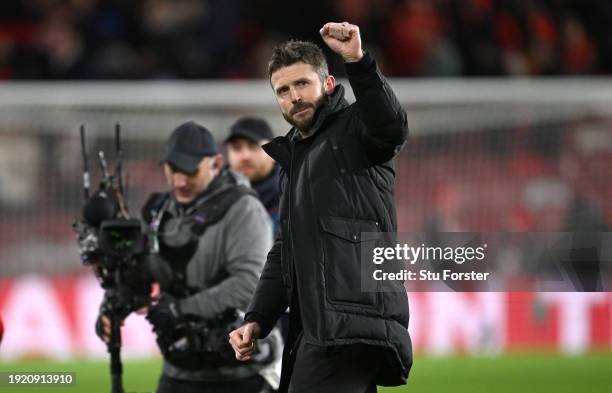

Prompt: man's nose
xmin=238 ymin=149 xmax=253 ymax=161
xmin=173 ymin=172 xmax=188 ymax=187
xmin=289 ymin=87 xmax=302 ymax=103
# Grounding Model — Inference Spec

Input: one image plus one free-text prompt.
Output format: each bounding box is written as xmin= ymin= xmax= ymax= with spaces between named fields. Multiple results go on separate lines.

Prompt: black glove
xmin=146 ymin=295 xmax=181 ymax=335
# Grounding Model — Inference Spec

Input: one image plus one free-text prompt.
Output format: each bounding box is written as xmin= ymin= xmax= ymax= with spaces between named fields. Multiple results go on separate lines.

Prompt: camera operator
xmin=96 ymin=121 xmax=276 ymax=393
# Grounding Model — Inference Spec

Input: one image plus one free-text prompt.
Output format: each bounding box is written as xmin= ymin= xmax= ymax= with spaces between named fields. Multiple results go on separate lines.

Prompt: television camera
xmin=73 ymin=124 xmax=151 ymax=393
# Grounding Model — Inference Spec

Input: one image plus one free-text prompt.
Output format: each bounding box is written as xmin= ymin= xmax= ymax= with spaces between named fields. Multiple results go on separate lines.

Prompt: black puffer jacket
xmin=246 ymin=52 xmax=412 ymax=388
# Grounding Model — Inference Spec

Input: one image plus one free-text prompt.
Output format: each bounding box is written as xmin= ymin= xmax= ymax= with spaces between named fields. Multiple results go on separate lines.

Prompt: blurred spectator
xmin=385 ymin=0 xmax=462 ymax=76
xmin=493 ymin=4 xmax=529 ymax=75
xmin=525 ymin=2 xmax=560 ymax=75
xmin=450 ymin=0 xmax=503 ymax=76
xmin=561 ymin=16 xmax=597 ymax=74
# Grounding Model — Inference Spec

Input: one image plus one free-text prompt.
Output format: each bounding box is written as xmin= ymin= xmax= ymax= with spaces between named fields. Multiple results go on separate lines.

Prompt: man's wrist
xmin=244 ymin=311 xmax=269 ymax=338
xmin=345 ymin=51 xmax=374 ymax=75
xmin=249 ymin=321 xmax=262 ymax=340
xmin=343 ymin=49 xmax=364 ymax=63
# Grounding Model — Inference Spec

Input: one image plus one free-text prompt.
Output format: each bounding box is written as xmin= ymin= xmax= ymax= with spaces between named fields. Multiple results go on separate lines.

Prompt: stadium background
xmin=1 ymin=1 xmax=611 ymax=392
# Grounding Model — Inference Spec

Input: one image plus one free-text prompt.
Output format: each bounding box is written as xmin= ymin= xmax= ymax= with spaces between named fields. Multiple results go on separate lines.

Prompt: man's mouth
xmin=292 ymin=105 xmax=312 ymax=116
xmin=175 ymin=189 xmax=191 ymax=197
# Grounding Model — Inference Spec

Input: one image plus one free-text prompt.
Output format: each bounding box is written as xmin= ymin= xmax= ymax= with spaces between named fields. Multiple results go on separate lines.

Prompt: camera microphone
xmin=83 ymin=191 xmax=118 ymax=228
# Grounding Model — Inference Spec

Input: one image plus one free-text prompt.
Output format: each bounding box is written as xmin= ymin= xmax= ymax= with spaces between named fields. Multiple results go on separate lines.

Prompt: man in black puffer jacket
xmin=230 ymin=22 xmax=412 ymax=393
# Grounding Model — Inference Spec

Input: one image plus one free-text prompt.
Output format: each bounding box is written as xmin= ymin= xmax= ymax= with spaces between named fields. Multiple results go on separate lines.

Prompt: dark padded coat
xmin=245 ymin=52 xmax=413 ymax=389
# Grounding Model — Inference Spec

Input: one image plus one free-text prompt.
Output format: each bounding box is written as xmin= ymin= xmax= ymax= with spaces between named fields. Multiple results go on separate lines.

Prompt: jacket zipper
xmin=287 ymin=141 xmax=296 ymax=293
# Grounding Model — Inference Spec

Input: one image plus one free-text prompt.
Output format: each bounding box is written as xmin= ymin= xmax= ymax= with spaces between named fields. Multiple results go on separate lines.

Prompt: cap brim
xmin=162 ymin=151 xmax=204 ymax=174
xmin=224 ymin=129 xmax=265 ymax=144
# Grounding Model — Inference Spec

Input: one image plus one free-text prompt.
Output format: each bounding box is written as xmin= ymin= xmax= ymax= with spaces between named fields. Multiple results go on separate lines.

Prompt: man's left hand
xmin=319 ymin=21 xmax=364 ymax=63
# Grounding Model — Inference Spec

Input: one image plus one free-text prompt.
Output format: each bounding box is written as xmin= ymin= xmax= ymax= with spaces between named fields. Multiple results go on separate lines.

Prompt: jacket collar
xmin=263 ymin=84 xmax=349 ymax=168
xmin=170 ymin=169 xmax=237 ymax=214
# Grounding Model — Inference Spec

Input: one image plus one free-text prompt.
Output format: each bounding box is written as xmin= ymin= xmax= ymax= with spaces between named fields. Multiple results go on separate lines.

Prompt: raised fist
xmin=319 ymin=22 xmax=364 ymax=63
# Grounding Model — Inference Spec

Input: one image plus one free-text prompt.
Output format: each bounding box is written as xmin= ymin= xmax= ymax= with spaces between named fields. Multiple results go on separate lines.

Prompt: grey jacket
xmin=156 ymin=171 xmax=273 ymax=381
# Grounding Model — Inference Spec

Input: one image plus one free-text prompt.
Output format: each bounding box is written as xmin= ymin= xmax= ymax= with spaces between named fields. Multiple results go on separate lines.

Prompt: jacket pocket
xmin=319 ymin=216 xmax=379 ymax=308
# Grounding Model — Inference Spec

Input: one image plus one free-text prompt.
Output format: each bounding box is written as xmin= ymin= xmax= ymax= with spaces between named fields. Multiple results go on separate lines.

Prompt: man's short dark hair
xmin=268 ymin=40 xmax=329 ymax=82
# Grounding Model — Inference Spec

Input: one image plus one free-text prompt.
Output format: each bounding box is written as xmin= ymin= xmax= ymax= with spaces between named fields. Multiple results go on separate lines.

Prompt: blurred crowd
xmin=1 ymin=0 xmax=611 ymax=79
xmin=397 ymin=118 xmax=612 ymax=234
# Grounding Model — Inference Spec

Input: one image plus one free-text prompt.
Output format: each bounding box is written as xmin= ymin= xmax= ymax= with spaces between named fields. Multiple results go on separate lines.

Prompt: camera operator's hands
xmin=95 ymin=314 xmax=124 ymax=343
xmin=146 ymin=294 xmax=181 ymax=334
xmin=229 ymin=322 xmax=261 ymax=361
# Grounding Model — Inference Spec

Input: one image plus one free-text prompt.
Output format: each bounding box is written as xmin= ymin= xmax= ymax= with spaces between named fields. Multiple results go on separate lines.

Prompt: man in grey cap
xmin=225 ymin=116 xmax=279 ymax=234
xmin=97 ymin=121 xmax=279 ymax=393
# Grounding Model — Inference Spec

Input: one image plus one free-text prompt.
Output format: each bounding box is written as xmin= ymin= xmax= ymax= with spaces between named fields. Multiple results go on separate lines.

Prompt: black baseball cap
xmin=224 ymin=116 xmax=274 ymax=144
xmin=162 ymin=121 xmax=218 ymax=174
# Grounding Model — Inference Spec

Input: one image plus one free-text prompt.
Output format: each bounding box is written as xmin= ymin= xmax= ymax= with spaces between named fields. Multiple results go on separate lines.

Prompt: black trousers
xmin=288 ymin=341 xmax=383 ymax=393
xmin=156 ymin=373 xmax=268 ymax=393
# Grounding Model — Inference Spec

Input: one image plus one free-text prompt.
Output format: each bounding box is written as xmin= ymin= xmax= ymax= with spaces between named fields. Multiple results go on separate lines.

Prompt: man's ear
xmin=324 ymin=75 xmax=336 ymax=95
